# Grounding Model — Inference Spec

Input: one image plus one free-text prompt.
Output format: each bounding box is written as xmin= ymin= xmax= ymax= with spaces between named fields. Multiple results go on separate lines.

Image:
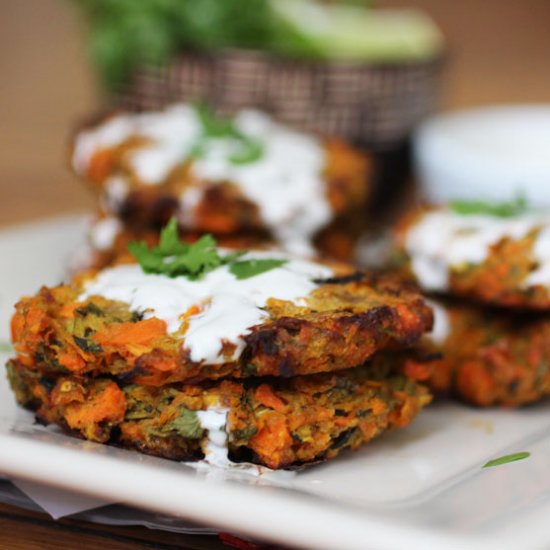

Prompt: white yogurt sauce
xmin=191 ymin=111 xmax=331 ymax=255
xmin=73 ymin=105 xmax=331 ymax=255
xmin=191 ymin=407 xmax=296 ymax=480
xmin=196 ymin=407 xmax=231 ymax=467
xmin=101 ymin=176 xmax=130 ymax=214
xmin=424 ymin=299 xmax=450 ymax=345
xmin=524 ymin=226 xmax=550 ymax=287
xmin=79 ymin=252 xmax=333 ymax=364
xmin=405 ymin=209 xmax=550 ymax=292
xmin=89 ymin=217 xmax=122 ymax=251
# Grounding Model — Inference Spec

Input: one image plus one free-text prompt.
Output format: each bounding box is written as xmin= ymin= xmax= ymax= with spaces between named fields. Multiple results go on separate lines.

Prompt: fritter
xmin=423 ymin=299 xmax=550 ymax=407
xmin=7 ymin=356 xmax=431 ymax=470
xmin=71 ymin=104 xmax=371 ymax=256
xmin=11 ymin=264 xmax=433 ymax=385
xmin=395 ymin=206 xmax=550 ymax=309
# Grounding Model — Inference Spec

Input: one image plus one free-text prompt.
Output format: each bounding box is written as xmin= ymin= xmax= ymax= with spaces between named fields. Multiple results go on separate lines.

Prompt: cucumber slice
xmin=271 ymin=0 xmax=444 ymax=62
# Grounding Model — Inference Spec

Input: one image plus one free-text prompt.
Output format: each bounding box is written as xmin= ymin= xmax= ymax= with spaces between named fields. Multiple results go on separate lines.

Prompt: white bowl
xmin=414 ymin=105 xmax=550 ymax=205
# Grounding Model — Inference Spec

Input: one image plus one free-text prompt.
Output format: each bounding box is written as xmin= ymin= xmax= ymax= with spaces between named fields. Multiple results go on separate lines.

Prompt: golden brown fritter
xmin=7 ymin=355 xmax=431 ymax=469
xmin=394 ymin=206 xmax=550 ymax=310
xmin=423 ymin=299 xmax=550 ymax=407
xmin=11 ymin=270 xmax=433 ymax=385
xmin=73 ymin=111 xmax=372 ymax=241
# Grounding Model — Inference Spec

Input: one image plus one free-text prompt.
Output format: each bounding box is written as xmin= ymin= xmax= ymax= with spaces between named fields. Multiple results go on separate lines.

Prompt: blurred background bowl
xmin=415 ymin=105 xmax=550 ymax=205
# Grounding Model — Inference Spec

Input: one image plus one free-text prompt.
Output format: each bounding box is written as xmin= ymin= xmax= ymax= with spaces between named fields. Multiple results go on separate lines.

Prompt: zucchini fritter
xmin=7 ymin=356 xmax=431 ymax=469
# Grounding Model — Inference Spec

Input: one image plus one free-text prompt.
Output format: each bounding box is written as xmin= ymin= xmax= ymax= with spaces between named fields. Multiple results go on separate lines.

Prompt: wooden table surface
xmin=1 ymin=0 xmax=550 ymax=547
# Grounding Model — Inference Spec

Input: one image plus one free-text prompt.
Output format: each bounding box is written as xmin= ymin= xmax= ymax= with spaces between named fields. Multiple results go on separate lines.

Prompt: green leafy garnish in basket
xmin=483 ymin=451 xmax=530 ymax=469
xmin=128 ymin=218 xmax=287 ymax=280
xmin=189 ymin=103 xmax=265 ymax=166
xmin=450 ymin=195 xmax=528 ymax=218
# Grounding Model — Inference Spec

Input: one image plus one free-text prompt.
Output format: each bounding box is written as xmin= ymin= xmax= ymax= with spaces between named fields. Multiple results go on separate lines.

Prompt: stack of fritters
xmin=395 ymin=204 xmax=550 ymax=406
xmin=7 ymin=261 xmax=433 ymax=469
xmin=71 ymin=103 xmax=372 ymax=267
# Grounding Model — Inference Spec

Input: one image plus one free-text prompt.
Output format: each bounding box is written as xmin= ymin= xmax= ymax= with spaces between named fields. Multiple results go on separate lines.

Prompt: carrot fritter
xmin=11 ymin=271 xmax=433 ymax=385
xmin=424 ymin=299 xmax=550 ymax=407
xmin=395 ymin=206 xmax=550 ymax=309
xmin=7 ymin=356 xmax=431 ymax=469
xmin=72 ymin=110 xmax=372 ymax=243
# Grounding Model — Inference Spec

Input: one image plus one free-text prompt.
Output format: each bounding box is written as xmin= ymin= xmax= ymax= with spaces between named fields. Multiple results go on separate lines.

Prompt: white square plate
xmin=1 ymin=215 xmax=549 ymax=550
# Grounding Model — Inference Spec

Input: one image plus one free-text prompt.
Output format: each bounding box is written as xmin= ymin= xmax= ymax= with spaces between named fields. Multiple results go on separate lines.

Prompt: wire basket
xmin=114 ymin=49 xmax=444 ymax=150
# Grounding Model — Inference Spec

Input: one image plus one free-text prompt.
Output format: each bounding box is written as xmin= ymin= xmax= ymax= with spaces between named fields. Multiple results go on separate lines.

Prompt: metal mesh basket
xmin=114 ymin=49 xmax=444 ymax=150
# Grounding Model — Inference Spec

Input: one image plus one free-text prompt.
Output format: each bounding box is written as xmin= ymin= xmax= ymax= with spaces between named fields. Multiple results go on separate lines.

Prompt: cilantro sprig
xmin=128 ymin=219 xmax=287 ymax=280
xmin=483 ymin=451 xmax=530 ymax=469
xmin=450 ymin=195 xmax=528 ymax=218
xmin=230 ymin=258 xmax=288 ymax=280
xmin=189 ymin=103 xmax=264 ymax=166
xmin=0 ymin=341 xmax=13 ymax=353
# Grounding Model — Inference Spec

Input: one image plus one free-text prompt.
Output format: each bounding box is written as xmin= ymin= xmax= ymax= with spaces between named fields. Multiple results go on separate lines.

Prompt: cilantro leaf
xmin=483 ymin=452 xmax=530 ymax=468
xmin=129 ymin=220 xmax=285 ymax=280
xmin=230 ymin=259 xmax=288 ymax=280
xmin=450 ymin=195 xmax=528 ymax=218
xmin=0 ymin=341 xmax=13 ymax=353
xmin=189 ymin=103 xmax=265 ymax=166
xmin=157 ymin=218 xmax=188 ymax=255
xmin=195 ymin=102 xmax=235 ymax=138
xmin=229 ymin=135 xmax=265 ymax=165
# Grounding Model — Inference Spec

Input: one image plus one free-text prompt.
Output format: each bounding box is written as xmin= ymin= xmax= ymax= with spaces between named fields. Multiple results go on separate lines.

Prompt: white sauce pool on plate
xmin=73 ymin=105 xmax=331 ymax=255
xmin=79 ymin=252 xmax=333 ymax=364
xmin=405 ymin=209 xmax=550 ymax=292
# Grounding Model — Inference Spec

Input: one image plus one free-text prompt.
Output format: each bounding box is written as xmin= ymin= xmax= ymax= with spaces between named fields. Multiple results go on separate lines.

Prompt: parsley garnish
xmin=189 ymin=103 xmax=264 ymax=166
xmin=0 ymin=341 xmax=13 ymax=353
xmin=128 ymin=219 xmax=287 ymax=280
xmin=230 ymin=258 xmax=288 ymax=280
xmin=483 ymin=451 xmax=530 ymax=468
xmin=450 ymin=195 xmax=528 ymax=218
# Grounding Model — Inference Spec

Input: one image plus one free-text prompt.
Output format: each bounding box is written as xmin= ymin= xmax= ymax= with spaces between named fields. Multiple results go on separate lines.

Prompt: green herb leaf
xmin=165 ymin=408 xmax=204 ymax=439
xmin=0 ymin=341 xmax=13 ymax=353
xmin=129 ymin=220 xmax=284 ymax=280
xmin=73 ymin=336 xmax=104 ymax=354
xmin=229 ymin=135 xmax=265 ymax=165
xmin=450 ymin=195 xmax=528 ymax=218
xmin=230 ymin=258 xmax=288 ymax=280
xmin=483 ymin=452 xmax=530 ymax=468
xmin=189 ymin=103 xmax=265 ymax=166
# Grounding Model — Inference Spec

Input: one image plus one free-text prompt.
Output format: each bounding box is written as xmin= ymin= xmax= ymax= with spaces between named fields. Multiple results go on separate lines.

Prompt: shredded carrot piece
xmin=64 ymin=383 xmax=126 ymax=431
xmin=88 ymin=149 xmax=115 ymax=184
xmin=403 ymin=359 xmax=432 ymax=381
xmin=58 ymin=352 xmax=86 ymax=371
xmin=10 ymin=314 xmax=24 ymax=342
xmin=254 ymin=384 xmax=287 ymax=412
xmin=59 ymin=303 xmax=78 ymax=319
xmin=250 ymin=413 xmax=292 ymax=468
xmin=95 ymin=318 xmax=167 ymax=347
